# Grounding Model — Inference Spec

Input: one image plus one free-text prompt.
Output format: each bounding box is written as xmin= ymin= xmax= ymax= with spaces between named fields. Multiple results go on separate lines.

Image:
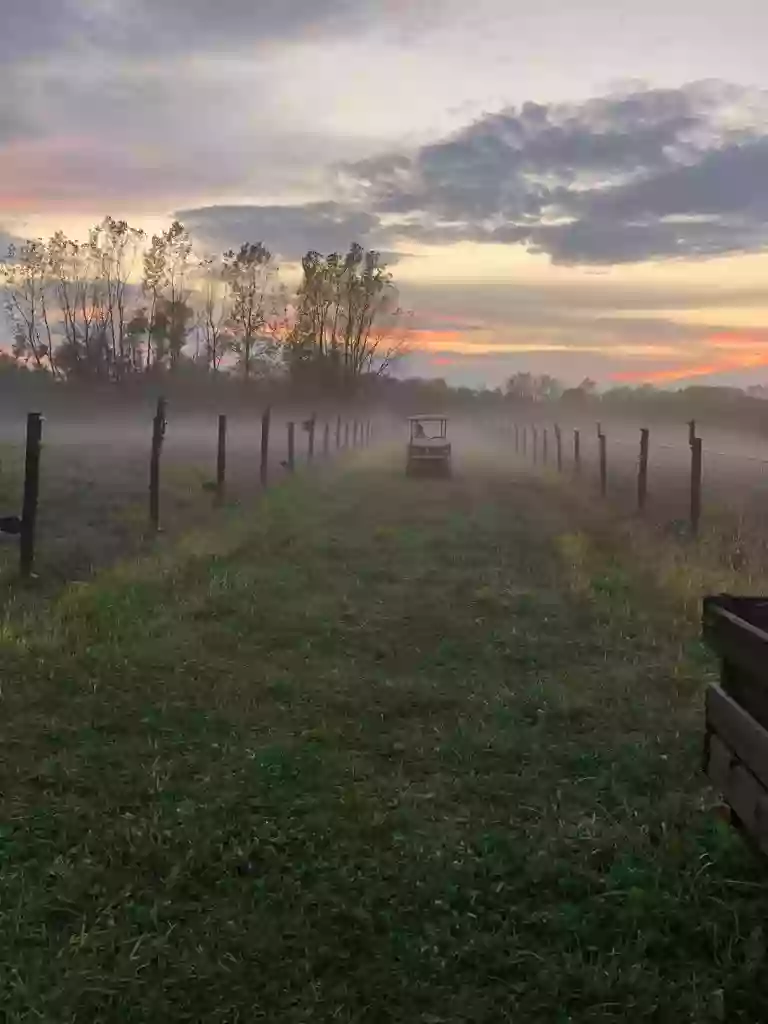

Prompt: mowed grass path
xmin=2 ymin=452 xmax=768 ymax=1022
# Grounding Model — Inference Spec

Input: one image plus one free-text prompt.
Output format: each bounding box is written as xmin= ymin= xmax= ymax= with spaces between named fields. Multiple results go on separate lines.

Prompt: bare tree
xmin=92 ymin=216 xmax=145 ymax=377
xmin=195 ymin=256 xmax=232 ymax=372
xmin=47 ymin=229 xmax=109 ymax=377
xmin=1 ymin=240 xmax=59 ymax=374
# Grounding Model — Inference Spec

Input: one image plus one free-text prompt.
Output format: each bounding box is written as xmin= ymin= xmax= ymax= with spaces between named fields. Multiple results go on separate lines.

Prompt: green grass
xmin=2 ymin=452 xmax=768 ymax=1021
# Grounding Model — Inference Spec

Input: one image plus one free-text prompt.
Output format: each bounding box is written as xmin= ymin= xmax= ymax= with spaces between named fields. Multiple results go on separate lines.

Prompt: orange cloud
xmin=612 ymin=351 xmax=768 ymax=384
xmin=706 ymin=329 xmax=768 ymax=350
xmin=406 ymin=328 xmax=470 ymax=350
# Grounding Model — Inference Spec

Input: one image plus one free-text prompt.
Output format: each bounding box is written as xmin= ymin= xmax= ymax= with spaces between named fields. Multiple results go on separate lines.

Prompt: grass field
xmin=3 ymin=446 xmax=768 ymax=1022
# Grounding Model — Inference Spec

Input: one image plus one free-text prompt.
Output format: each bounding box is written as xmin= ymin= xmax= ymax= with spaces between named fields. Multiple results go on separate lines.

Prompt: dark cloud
xmin=176 ymin=202 xmax=384 ymax=261
xmin=0 ymin=0 xmax=399 ymax=65
xmin=574 ymin=137 xmax=768 ymax=222
xmin=0 ymin=0 xmax=85 ymax=60
xmin=343 ymin=81 xmax=768 ymax=264
xmin=121 ymin=0 xmax=363 ymax=52
xmin=527 ymin=215 xmax=768 ymax=265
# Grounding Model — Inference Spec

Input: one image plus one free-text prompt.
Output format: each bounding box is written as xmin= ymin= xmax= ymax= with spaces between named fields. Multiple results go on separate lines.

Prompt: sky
xmin=4 ymin=0 xmax=768 ymax=388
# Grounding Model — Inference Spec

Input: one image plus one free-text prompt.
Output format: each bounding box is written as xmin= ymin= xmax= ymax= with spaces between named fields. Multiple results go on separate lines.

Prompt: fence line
xmin=507 ymin=416 xmax=768 ymax=540
xmin=0 ymin=405 xmax=374 ymax=581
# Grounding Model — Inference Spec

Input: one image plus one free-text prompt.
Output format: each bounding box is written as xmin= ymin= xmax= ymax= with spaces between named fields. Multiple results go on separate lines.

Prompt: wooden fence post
xmin=574 ymin=429 xmax=581 ymax=476
xmin=598 ymin=429 xmax=607 ymax=497
xmin=216 ymin=414 xmax=227 ymax=503
xmin=555 ymin=424 xmax=563 ymax=472
xmin=344 ymin=421 xmax=350 ymax=448
xmin=514 ymin=423 xmax=520 ymax=454
xmin=690 ymin=436 xmax=703 ymax=536
xmin=542 ymin=427 xmax=549 ymax=465
xmin=688 ymin=419 xmax=697 ymax=448
xmin=532 ymin=426 xmax=539 ymax=465
xmin=638 ymin=427 xmax=649 ymax=513
xmin=260 ymin=407 xmax=271 ymax=487
xmin=323 ymin=421 xmax=330 ymax=456
xmin=19 ymin=412 xmax=43 ymax=578
xmin=336 ymin=415 xmax=342 ymax=450
xmin=149 ymin=396 xmax=167 ymax=532
xmin=522 ymin=426 xmax=528 ymax=457
xmin=287 ymin=421 xmax=295 ymax=473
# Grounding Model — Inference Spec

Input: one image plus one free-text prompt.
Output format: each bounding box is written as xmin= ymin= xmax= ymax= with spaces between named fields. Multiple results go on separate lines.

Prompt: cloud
xmin=342 ymin=81 xmax=768 ymax=264
xmin=612 ymin=351 xmax=768 ymax=384
xmin=176 ymin=202 xmax=385 ymax=261
xmin=0 ymin=0 xmax=422 ymax=219
xmin=0 ymin=0 xmax=377 ymax=62
xmin=0 ymin=0 xmax=87 ymax=61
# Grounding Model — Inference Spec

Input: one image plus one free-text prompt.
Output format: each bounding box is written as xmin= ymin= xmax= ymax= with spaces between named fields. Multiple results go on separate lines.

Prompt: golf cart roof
xmin=408 ymin=415 xmax=448 ymax=421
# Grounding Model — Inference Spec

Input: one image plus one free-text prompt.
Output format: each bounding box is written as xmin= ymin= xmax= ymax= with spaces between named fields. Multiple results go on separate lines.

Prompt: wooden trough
xmin=703 ymin=594 xmax=768 ymax=853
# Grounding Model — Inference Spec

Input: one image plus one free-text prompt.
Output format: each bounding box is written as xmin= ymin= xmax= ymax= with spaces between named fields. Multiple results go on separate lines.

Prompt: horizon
xmin=5 ymin=2 xmax=768 ymax=389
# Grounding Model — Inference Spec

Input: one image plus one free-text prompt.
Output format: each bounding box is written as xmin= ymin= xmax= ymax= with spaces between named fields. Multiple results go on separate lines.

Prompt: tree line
xmin=502 ymin=371 xmax=768 ymax=436
xmin=1 ymin=217 xmax=407 ymax=392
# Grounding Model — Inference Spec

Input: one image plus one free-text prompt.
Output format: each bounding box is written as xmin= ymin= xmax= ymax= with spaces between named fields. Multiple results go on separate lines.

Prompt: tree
xmin=91 ymin=216 xmax=145 ymax=377
xmin=505 ymin=372 xmax=563 ymax=402
xmin=195 ymin=256 xmax=232 ymax=373
xmin=536 ymin=374 xmax=563 ymax=401
xmin=140 ymin=221 xmax=195 ymax=372
xmin=221 ymin=242 xmax=281 ymax=380
xmin=286 ymin=243 xmax=407 ymax=391
xmin=1 ymin=240 xmax=58 ymax=374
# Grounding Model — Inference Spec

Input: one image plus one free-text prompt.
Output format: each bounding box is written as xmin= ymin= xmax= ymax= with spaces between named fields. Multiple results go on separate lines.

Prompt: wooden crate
xmin=703 ymin=595 xmax=768 ymax=853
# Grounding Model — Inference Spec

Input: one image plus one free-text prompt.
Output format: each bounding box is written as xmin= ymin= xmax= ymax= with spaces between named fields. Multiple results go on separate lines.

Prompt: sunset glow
xmin=3 ymin=3 xmax=768 ymax=388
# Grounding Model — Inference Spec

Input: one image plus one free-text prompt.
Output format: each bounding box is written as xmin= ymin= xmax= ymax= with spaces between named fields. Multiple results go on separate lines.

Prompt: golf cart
xmin=406 ymin=416 xmax=452 ymax=477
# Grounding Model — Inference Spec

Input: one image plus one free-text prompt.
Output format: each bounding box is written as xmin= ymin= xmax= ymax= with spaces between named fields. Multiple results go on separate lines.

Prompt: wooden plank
xmin=706 ymin=684 xmax=768 ymax=791
xmin=706 ymin=731 xmax=768 ymax=854
xmin=705 ymin=594 xmax=768 ymax=632
xmin=721 ymin=762 xmax=768 ymax=853
xmin=703 ymin=601 xmax=768 ymax=685
xmin=722 ymin=660 xmax=768 ymax=735
xmin=707 ymin=731 xmax=734 ymax=790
